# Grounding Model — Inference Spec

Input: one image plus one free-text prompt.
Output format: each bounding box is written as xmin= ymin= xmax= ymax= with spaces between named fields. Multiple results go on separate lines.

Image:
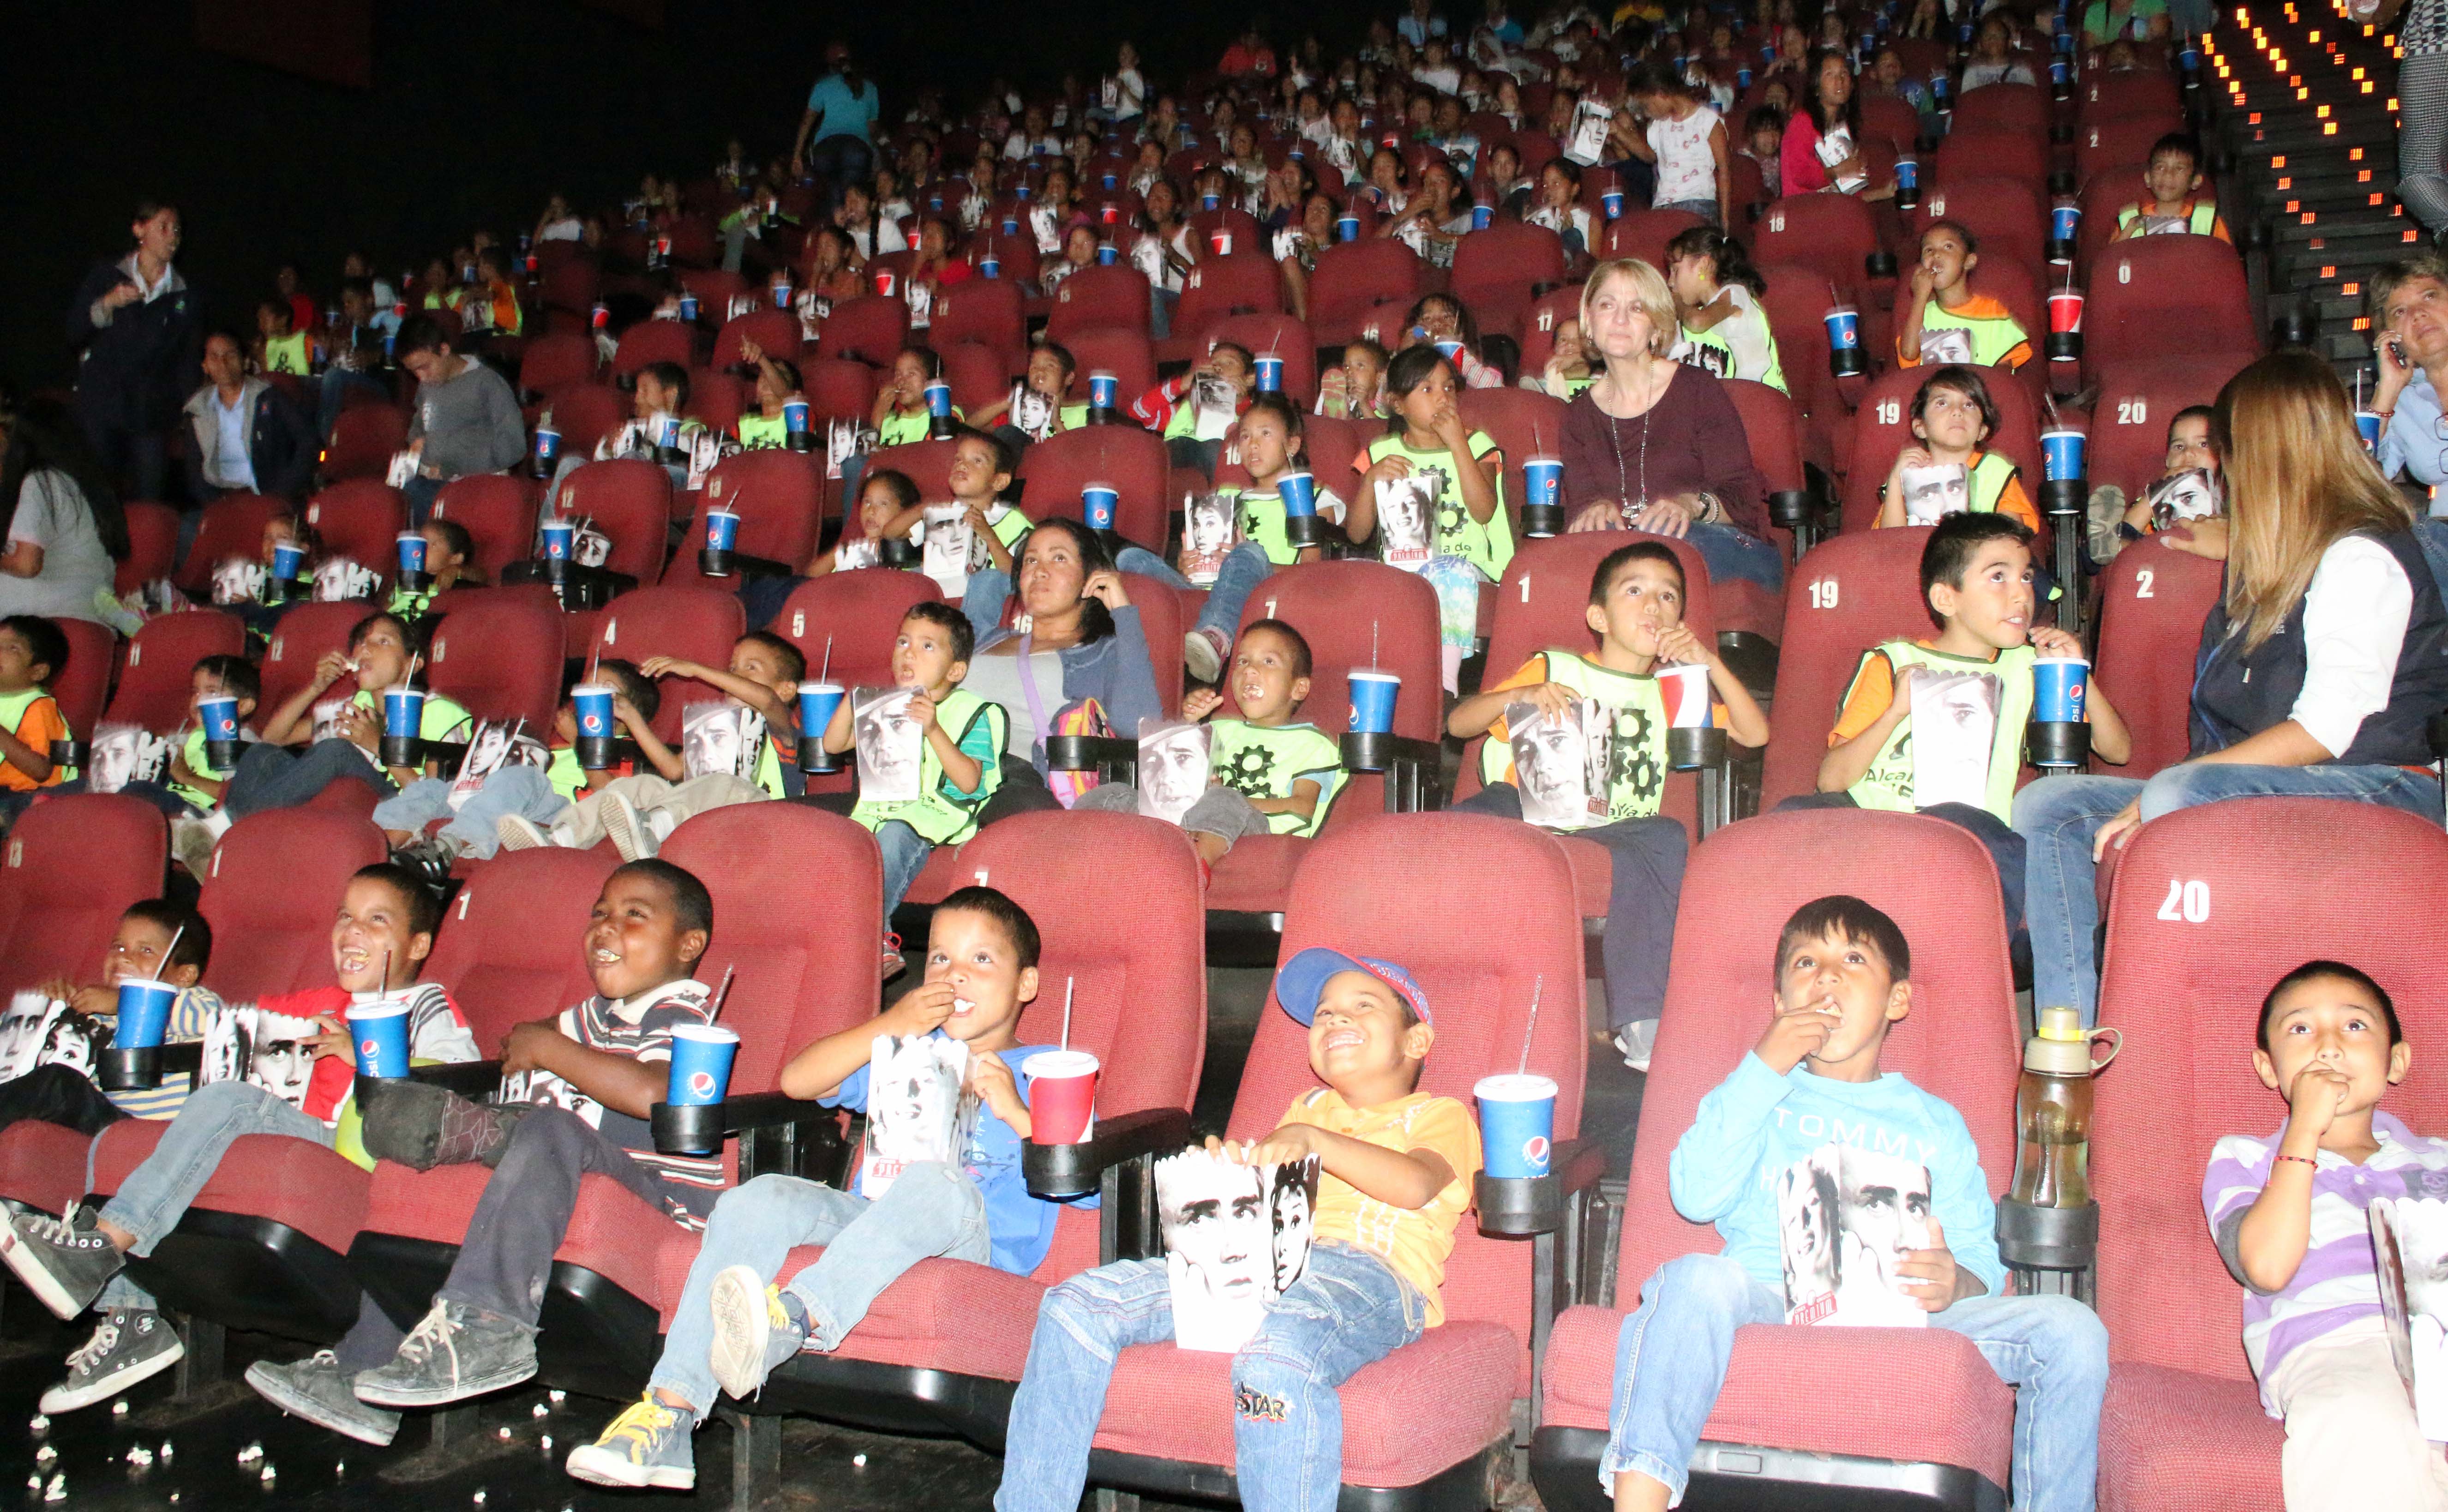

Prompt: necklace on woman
xmin=1602 ymin=359 xmax=1670 ymax=522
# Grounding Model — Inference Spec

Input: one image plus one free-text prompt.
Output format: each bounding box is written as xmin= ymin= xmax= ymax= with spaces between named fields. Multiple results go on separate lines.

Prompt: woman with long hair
xmin=1780 ymin=47 xmax=1894 ymax=198
xmin=0 ymin=394 xmax=130 ymax=623
xmin=2016 ymin=349 xmax=2448 ymax=1021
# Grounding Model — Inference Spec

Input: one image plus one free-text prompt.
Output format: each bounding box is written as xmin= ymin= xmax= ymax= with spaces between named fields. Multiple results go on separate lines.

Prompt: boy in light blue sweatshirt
xmin=1602 ymin=895 xmax=2107 ymax=1512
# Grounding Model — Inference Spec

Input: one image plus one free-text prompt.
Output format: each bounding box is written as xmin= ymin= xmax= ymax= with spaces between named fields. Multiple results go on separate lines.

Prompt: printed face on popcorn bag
xmin=1154 ymin=1146 xmax=1322 ymax=1352
xmin=854 ymin=686 xmax=925 ymax=804
xmin=859 ymin=1033 xmax=978 ymax=1199
xmin=2148 ymin=467 xmax=2221 ymax=525
xmin=311 ymin=697 xmax=353 ymax=745
xmin=0 ymin=991 xmax=58 ymax=1080
xmin=1135 ymin=718 xmax=1212 ymax=825
xmin=313 ymin=558 xmax=380 ymax=603
xmin=681 ymin=701 xmax=766 ymax=782
xmin=1010 ymin=385 xmax=1056 ymax=443
xmin=575 ymin=522 xmax=613 ymax=569
xmin=1505 ymin=696 xmax=1610 ymax=830
xmin=1375 ymin=474 xmax=1437 ymax=571
xmin=1917 ymin=326 xmax=1975 ymax=367
xmin=385 ymin=450 xmax=419 ymax=488
xmin=920 ymin=503 xmax=975 ymax=599
xmin=1901 ymin=462 xmax=1969 ymax=526
xmin=1908 ymin=669 xmax=2001 ymax=811
xmin=211 ymin=557 xmax=267 ymax=606
xmin=87 ymin=722 xmax=169 ymax=795
xmin=1779 ymin=1142 xmax=1934 ymax=1328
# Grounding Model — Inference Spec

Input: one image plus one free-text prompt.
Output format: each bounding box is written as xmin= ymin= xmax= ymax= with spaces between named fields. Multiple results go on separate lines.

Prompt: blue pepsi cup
xmin=980 ymin=254 xmax=1000 ymax=278
xmin=666 ymin=1024 xmax=741 ymax=1106
xmin=396 ymin=531 xmax=427 ymax=576
xmin=348 ymin=1000 xmax=413 ymax=1079
xmin=572 ymin=681 xmax=617 ymax=768
xmin=541 ymin=519 xmax=574 ymax=562
xmin=2034 ymin=658 xmax=2089 ymax=724
xmin=534 ymin=426 xmax=560 ymax=469
xmin=1089 ymin=371 xmax=1118 ymax=410
xmin=2358 ymin=411 xmax=2383 ymax=453
xmin=1473 ymin=203 xmax=1494 ymax=230
xmin=1098 ymin=242 xmax=1117 ymax=265
xmin=1958 ymin=19 xmax=1975 ymax=42
xmin=1202 ymin=192 xmax=1221 ymax=211
xmin=2042 ymin=429 xmax=2087 ymax=483
xmin=2052 ymin=204 xmax=2081 ymax=243
xmin=925 ymin=381 xmax=953 ymax=419
xmin=1348 ymin=668 xmax=1400 ymax=734
xmin=2054 ymin=29 xmax=2074 ymax=52
xmin=198 ymin=692 xmax=241 ymax=768
xmin=2179 ymin=44 xmax=2200 ymax=71
xmin=679 ymin=294 xmax=699 ymax=322
xmin=1896 ymin=157 xmax=1919 ymax=191
xmin=1434 ymin=338 xmax=1464 ymax=362
xmin=654 ymin=413 xmax=683 ymax=455
xmin=382 ymin=685 xmax=425 ymax=739
xmin=702 ymin=510 xmax=741 ymax=577
xmin=930 ymin=192 xmax=944 ymax=211
xmin=1017 ymin=183 xmax=1032 ymax=201
xmin=1278 ymin=469 xmax=1317 ymax=520
xmin=1254 ymin=354 xmax=1284 ymax=393
xmin=1824 ymin=306 xmax=1860 ymax=350
xmin=1475 ymin=1074 xmax=1558 ymax=1179
xmin=783 ymin=399 xmax=810 ymax=438
xmin=1737 ymin=66 xmax=1752 ymax=87
xmin=1083 ymin=483 xmax=1118 ymax=530
xmin=1002 ymin=215 xmax=1020 ymax=235
xmin=273 ymin=541 xmax=305 ymax=583
xmin=1103 ymin=172 xmax=1118 ymax=190
xmin=1602 ymin=189 xmax=1624 ymax=219
xmin=115 ymin=978 xmax=179 ymax=1050
xmin=1338 ymin=213 xmax=1361 ymax=242
xmin=1763 ymin=42 xmax=1777 ymax=60
xmin=1523 ymin=456 xmax=1563 ymax=510
xmin=796 ymin=681 xmax=845 ymax=772
xmin=2050 ymin=58 xmax=2070 ymax=84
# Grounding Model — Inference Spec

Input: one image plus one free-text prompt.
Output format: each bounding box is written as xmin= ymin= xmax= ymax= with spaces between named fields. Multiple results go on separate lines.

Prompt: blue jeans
xmin=996 ymin=1240 xmax=1427 ymax=1512
xmin=1604 ymin=1253 xmax=2106 ymax=1512
xmin=875 ymin=817 xmax=931 ymax=918
xmin=96 ymin=1080 xmax=335 ymax=1313
xmin=2014 ymin=762 xmax=2444 ymax=1023
xmin=1683 ymin=521 xmax=1786 ymax=592
xmin=372 ymin=764 xmax=570 ymax=858
xmin=648 ymin=1164 xmax=990 ymax=1413
xmin=808 ymin=135 xmax=874 ymax=215
xmin=1115 ymin=541 xmax=1273 ymax=640
xmin=225 ymin=738 xmax=396 ymax=818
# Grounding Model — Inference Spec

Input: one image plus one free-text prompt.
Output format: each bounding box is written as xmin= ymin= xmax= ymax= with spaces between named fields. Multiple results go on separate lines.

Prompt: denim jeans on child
xmin=649 ymin=1164 xmax=991 ymax=1412
xmin=2014 ymin=762 xmax=2443 ymax=1023
xmin=372 ymin=764 xmax=569 ymax=858
xmin=225 ymin=738 xmax=396 ymax=818
xmin=875 ymin=817 xmax=931 ymax=917
xmin=1114 ymin=542 xmax=1273 ymax=642
xmin=1777 ymin=792 xmax=2026 ymax=940
xmin=996 ymin=1239 xmax=1426 ymax=1512
xmin=1604 ymin=1253 xmax=2107 ymax=1512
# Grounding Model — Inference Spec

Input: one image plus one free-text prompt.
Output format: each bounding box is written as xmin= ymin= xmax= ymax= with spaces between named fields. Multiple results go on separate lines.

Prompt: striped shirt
xmin=2203 ymin=1111 xmax=2448 ymax=1412
xmin=102 ymin=985 xmax=227 ymax=1119
xmin=503 ymin=978 xmax=724 ymax=1221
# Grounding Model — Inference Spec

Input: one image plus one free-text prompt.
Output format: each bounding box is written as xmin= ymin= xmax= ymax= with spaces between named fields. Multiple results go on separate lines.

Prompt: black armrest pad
xmin=410 ymin=1060 xmax=504 ymax=1097
xmin=1474 ymin=1139 xmax=1602 ymax=1237
xmin=718 ymin=1090 xmax=829 ymax=1134
xmin=1044 ymin=734 xmax=1139 ymax=772
xmin=156 ymin=1042 xmax=204 ymax=1075
xmin=1338 ymin=731 xmax=1441 ymax=774
xmin=1024 ymin=1107 xmax=1194 ymax=1198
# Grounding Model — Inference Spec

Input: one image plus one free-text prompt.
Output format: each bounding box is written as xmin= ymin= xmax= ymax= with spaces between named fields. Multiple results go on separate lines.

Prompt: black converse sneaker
xmin=38 ymin=1308 xmax=185 ymax=1413
xmin=0 ymin=1209 xmax=126 ymax=1319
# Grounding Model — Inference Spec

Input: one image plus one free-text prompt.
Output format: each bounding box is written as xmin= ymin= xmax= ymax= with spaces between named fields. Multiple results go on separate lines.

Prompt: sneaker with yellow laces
xmin=565 ymin=1391 xmax=697 ymax=1489
xmin=708 ymin=1264 xmax=813 ymax=1398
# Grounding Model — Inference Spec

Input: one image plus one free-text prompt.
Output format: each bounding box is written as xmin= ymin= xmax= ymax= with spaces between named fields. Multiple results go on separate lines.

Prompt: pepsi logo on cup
xmin=360 ymin=1038 xmax=380 ymax=1059
xmin=687 ymin=1070 xmax=718 ymax=1099
xmin=1523 ymin=1135 xmax=1551 ymax=1166
xmin=582 ymin=711 xmax=606 ymax=735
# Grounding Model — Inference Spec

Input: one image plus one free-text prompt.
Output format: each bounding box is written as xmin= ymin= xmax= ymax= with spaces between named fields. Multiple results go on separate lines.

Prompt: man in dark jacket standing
xmin=183 ymin=332 xmax=318 ymax=501
xmin=68 ymin=201 xmax=201 ymax=504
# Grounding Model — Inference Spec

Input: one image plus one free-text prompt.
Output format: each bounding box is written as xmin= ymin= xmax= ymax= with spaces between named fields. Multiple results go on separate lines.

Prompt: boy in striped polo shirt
xmin=5 ymin=900 xmax=221 ymax=1133
xmin=2203 ymin=960 xmax=2448 ymax=1512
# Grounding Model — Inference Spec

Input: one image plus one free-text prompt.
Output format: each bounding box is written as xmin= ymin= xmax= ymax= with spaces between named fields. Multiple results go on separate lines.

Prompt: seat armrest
xmin=1044 ymin=734 xmax=1140 ymax=781
xmin=1339 ymin=732 xmax=1446 ymax=811
xmin=1023 ymin=1107 xmax=1194 ymax=1200
xmin=408 ymin=1059 xmax=505 ymax=1098
xmin=1475 ymin=1135 xmax=1602 ymax=1238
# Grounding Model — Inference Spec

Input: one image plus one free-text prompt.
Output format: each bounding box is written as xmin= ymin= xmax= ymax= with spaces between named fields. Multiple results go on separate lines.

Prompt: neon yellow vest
xmin=2115 ymin=201 xmax=2218 ymax=235
xmin=264 ymin=332 xmax=311 ymax=376
xmin=1233 ymin=483 xmax=1323 ymax=567
xmin=1920 ymin=304 xmax=2029 ymax=369
xmin=1365 ymin=428 xmax=1514 ymax=579
xmin=1847 ymin=640 xmax=2035 ymax=822
xmin=1208 ymin=720 xmax=1347 ymax=835
xmin=1476 ymin=650 xmax=1674 ymax=821
xmin=737 ymin=412 xmax=791 ymax=450
xmin=1680 ymin=305 xmax=1788 ymax=395
xmin=168 ymin=727 xmax=231 ymax=810
xmin=850 ymin=688 xmax=1006 ymax=844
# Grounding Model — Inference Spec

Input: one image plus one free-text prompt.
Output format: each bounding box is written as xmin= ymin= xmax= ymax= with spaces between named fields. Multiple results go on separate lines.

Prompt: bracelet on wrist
xmin=2274 ymin=1152 xmax=2319 ymax=1169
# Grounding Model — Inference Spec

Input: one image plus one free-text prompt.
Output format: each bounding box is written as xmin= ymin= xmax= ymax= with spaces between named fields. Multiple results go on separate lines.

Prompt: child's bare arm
xmin=1244 ymin=776 xmax=1323 ymax=821
xmin=501 ymin=1020 xmax=666 ymax=1121
xmin=618 ymin=700 xmax=686 ymax=780
xmin=1816 ymin=659 xmax=1911 ymax=792
xmin=778 ymin=980 xmax=959 ymax=1099
xmin=0 ymin=723 xmax=52 ymax=784
xmin=1223 ymin=1124 xmax=1455 ymax=1210
xmin=637 ymin=657 xmax=795 ymax=729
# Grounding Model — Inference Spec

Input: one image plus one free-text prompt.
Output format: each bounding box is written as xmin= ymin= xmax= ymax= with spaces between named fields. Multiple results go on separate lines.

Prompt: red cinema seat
xmin=1119 ymin=569 xmax=1187 ymax=717
xmin=1451 ymin=221 xmax=1570 ymax=339
xmin=0 ymin=794 xmax=165 ymax=998
xmin=1518 ymin=282 xmax=1590 ymax=377
xmin=671 ymin=449 xmax=827 ymax=584
xmin=555 ymin=458 xmax=673 ymax=583
xmin=1759 ymin=528 xmax=1941 ymax=810
xmin=105 ymin=609 xmax=246 ymax=734
xmin=2093 ymin=800 xmax=2448 ymax=1512
xmin=431 ymin=474 xmax=543 ymax=582
xmin=424 ymin=847 xmax=622 ymax=1061
xmin=1047 ymin=265 xmax=1155 ymax=343
xmin=1345 ymin=295 xmax=1420 ymax=350
xmin=197 ymin=807 xmax=388 ymax=1003
xmin=2087 ymin=357 xmax=2245 ymax=499
xmin=1754 ymin=264 xmax=1845 ymax=462
xmin=541 ymin=257 xmax=601 ymax=321
xmin=1602 ymin=208 xmax=1707 ymax=272
xmin=865 ymin=439 xmax=961 ymax=499
xmin=323 ymin=403 xmax=409 ymax=485
xmin=612 ymin=318 xmax=697 ymax=379
xmin=1064 ymin=330 xmax=1159 ymax=408
xmin=354 ymin=804 xmax=885 ymax=1396
xmin=1203 ymin=313 xmax=1318 ymax=408
xmin=764 ymin=570 xmax=944 ymax=685
xmin=2077 ymin=72 xmax=2181 ymax=127
xmin=711 ymin=310 xmax=803 ymax=374
xmin=1188 ymin=205 xmax=1264 ymax=260
xmin=45 ymin=618 xmax=113 ymax=747
xmin=930 ymin=279 xmax=1028 ymax=375
xmin=1752 ymin=195 xmax=1890 ymax=307
xmin=686 ymin=368 xmax=748 ymax=437
xmin=177 ymin=492 xmax=286 ymax=594
xmin=704 ymin=808 xmax=1203 ymax=1446
xmin=252 ymin=602 xmax=369 ymax=736
xmin=2081 ymin=238 xmax=2256 ymax=385
xmin=541 ymin=382 xmax=628 ymax=461
xmin=815 ymin=295 xmax=912 ymax=368
xmin=1859 ymin=92 xmax=1924 ymax=156
xmin=1162 ymin=253 xmax=1287 ymax=363
xmin=1307 ymin=239 xmax=1429 ymax=345
xmin=586 ymin=585 xmax=746 ymax=744
xmin=1934 ymin=128 xmax=2052 ymax=200
xmin=2076 ymin=113 xmax=2183 ymax=189
xmin=1019 ymin=426 xmax=1172 ymax=549
xmin=519 ymin=332 xmax=600 ymax=401
xmin=426 ymin=592 xmax=563 ymax=732
xmin=1457 ymin=384 xmax=1571 ymax=535
xmin=1723 ymin=376 xmax=1812 ymax=606
xmin=2088 ymin=541 xmax=2222 ymax=780
xmin=1841 ymin=364 xmax=2042 ymax=534
xmin=306 ymin=480 xmax=409 ymax=587
xmin=1909 ymin=176 xmax=2050 ymax=286
xmin=0 ymin=1116 xmax=96 ymax=1226
xmin=1534 ymin=806 xmax=2023 ymax=1509
xmin=805 ymin=357 xmax=880 ymax=425
xmin=1081 ymin=812 xmax=1585 ymax=1503
xmin=119 ymin=500 xmax=180 ymax=595
xmin=1950 ymin=81 xmax=2051 ymax=137
xmin=941 ymin=339 xmax=1017 ymax=418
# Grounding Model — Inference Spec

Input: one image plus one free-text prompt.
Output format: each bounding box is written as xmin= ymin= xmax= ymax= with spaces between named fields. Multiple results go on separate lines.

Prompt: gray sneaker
xmin=169 ymin=818 xmax=218 ymax=877
xmin=708 ymin=1265 xmax=811 ymax=1399
xmin=351 ymin=1300 xmax=537 ymax=1408
xmin=0 ymin=1209 xmax=126 ymax=1319
xmin=1182 ymin=626 xmax=1229 ymax=684
xmin=600 ymin=789 xmax=658 ymax=861
xmin=246 ymin=1352 xmax=400 ymax=1446
xmin=494 ymin=814 xmax=553 ymax=851
xmin=1614 ymin=1019 xmax=1659 ymax=1074
xmin=565 ymin=1392 xmax=697 ymax=1490
xmin=39 ymin=1308 xmax=185 ymax=1413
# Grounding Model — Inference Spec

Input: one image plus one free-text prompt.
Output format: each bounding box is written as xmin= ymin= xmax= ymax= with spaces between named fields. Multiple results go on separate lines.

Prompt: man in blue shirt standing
xmin=792 ymin=41 xmax=882 ymax=213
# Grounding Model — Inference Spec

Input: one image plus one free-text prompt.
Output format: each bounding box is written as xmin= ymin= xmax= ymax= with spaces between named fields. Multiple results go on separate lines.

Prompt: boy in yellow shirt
xmin=1896 ymin=222 xmax=2033 ymax=371
xmin=2112 ymin=135 xmax=2231 ymax=243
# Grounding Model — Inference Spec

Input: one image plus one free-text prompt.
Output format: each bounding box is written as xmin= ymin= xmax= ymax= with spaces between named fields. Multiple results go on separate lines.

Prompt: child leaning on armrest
xmin=565 ymin=886 xmax=1083 ymax=1492
xmin=1602 ymin=896 xmax=2106 ymax=1512
xmin=994 ymin=946 xmax=1483 ymax=1512
xmin=2202 ymin=961 xmax=2448 ymax=1512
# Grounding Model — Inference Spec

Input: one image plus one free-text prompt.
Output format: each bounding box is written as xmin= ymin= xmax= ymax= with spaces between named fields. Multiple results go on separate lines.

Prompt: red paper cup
xmin=876 ymin=270 xmax=898 ymax=298
xmin=1659 ymin=663 xmax=1713 ymax=728
xmin=1210 ymin=229 xmax=1233 ymax=255
xmin=1023 ymin=1050 xmax=1100 ymax=1143
xmin=2047 ymin=289 xmax=2085 ymax=335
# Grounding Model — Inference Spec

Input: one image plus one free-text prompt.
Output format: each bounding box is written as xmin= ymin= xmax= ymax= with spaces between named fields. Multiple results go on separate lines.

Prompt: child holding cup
xmin=567 ymin=886 xmax=1084 ymax=1492
xmin=2 ymin=900 xmax=220 ymax=1135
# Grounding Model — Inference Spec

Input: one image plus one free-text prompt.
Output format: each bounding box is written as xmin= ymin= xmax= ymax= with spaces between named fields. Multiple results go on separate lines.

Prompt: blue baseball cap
xmin=1274 ymin=947 xmax=1432 ymax=1026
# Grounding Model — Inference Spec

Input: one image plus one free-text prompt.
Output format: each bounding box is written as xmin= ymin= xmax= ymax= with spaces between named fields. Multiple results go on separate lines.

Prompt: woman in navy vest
xmin=2016 ymin=350 xmax=2448 ymax=1023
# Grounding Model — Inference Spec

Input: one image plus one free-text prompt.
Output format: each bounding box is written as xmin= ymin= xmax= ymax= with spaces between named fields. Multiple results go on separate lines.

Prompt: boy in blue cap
xmin=996 ymin=947 xmax=1483 ymax=1512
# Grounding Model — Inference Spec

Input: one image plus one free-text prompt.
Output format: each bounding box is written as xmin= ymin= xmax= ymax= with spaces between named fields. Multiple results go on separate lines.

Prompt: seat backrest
xmin=556 ymin=458 xmax=673 ymax=582
xmin=816 ymin=295 xmax=912 ymax=368
xmin=177 ymin=492 xmax=286 ymax=593
xmin=1621 ymin=808 xmax=2021 ymax=1288
xmin=1062 ymin=329 xmax=1159 ymax=404
xmin=106 ymin=609 xmax=246 ymax=735
xmin=46 ymin=618 xmax=114 ymax=744
xmin=1933 ymin=127 xmax=2050 ymax=195
xmin=1840 ymin=364 xmax=2041 ymax=532
xmin=542 ymin=382 xmax=629 ymax=461
xmin=588 ymin=585 xmax=748 ymax=743
xmin=120 ymin=501 xmax=181 ymax=594
xmin=612 ymin=318 xmax=697 ymax=378
xmin=941 ymin=339 xmax=1016 ymax=417
xmin=697 ymin=448 xmax=827 ymax=566
xmin=1761 ymin=527 xmax=1940 ymax=809
xmin=1949 ymin=81 xmax=2050 ymax=136
xmin=660 ymin=804 xmax=883 ymax=1096
xmin=1226 ymin=561 xmax=1442 ymax=744
xmin=1017 ymin=426 xmax=1171 ymax=550
xmin=1233 ymin=812 xmax=1585 ymax=1389
xmin=1858 ymin=92 xmax=1922 ymax=156
xmin=2088 ymin=357 xmax=2244 ymax=498
xmin=197 ymin=808 xmax=389 ymax=1002
xmin=711 ymin=310 xmax=802 ymax=373
xmin=1752 ymin=195 xmax=1883 ymax=302
xmin=767 ymin=569 xmax=944 ymax=684
xmin=324 ymin=404 xmax=410 ymax=484
xmin=1458 ymin=386 xmax=1571 ymax=538
xmin=1450 ymin=222 xmax=1569 ymax=337
xmin=2088 ymin=540 xmax=2222 ymax=781
xmin=930 ymin=279 xmax=1027 ymax=371
xmin=1308 ymin=238 xmax=1428 ymax=340
xmin=2077 ymin=71 xmax=2181 ymax=127
xmin=805 ymin=357 xmax=880 ymax=425
xmin=431 ymin=474 xmax=543 ymax=581
xmin=1174 ymin=252 xmax=1286 ymax=343
xmin=1754 ymin=262 xmax=1841 ymax=432
xmin=864 ymin=439 xmax=961 ymax=500
xmin=1602 ymin=209 xmax=1707 ymax=272
xmin=255 ymin=603 xmax=370 ymax=734
xmin=1205 ymin=313 xmax=1318 ymax=408
xmin=0 ymin=796 xmax=165 ymax=997
xmin=1909 ymin=176 xmax=2049 ymax=283
xmin=2083 ymin=238 xmax=2257 ymax=379
xmin=426 ymin=593 xmax=563 ymax=732
xmin=1516 ymin=282 xmax=1589 ymax=376
xmin=426 ymin=846 xmax=618 ymax=1048
xmin=2074 ymin=111 xmax=2181 ymax=187
xmin=518 ymin=332 xmax=600 ymax=398
xmin=686 ymin=369 xmax=748 ymax=437
xmin=2093 ymin=800 xmax=2448 ymax=1378
xmin=305 ymin=480 xmax=409 ymax=587
xmin=1724 ymin=377 xmax=1809 ymax=498
xmin=1047 ymin=264 xmax=1155 ymax=343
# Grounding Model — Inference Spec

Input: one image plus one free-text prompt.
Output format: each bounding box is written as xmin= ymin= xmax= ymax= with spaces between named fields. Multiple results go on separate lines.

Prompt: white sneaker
xmin=1182 ymin=627 xmax=1229 ymax=684
xmin=169 ymin=818 xmax=218 ymax=878
xmin=600 ymin=791 xmax=658 ymax=861
xmin=1614 ymin=1019 xmax=1659 ymax=1074
xmin=495 ymin=815 xmax=553 ymax=851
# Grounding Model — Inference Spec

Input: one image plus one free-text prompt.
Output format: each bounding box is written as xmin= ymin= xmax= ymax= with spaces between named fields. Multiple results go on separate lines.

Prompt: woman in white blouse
xmin=2017 ymin=351 xmax=2448 ymax=1022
